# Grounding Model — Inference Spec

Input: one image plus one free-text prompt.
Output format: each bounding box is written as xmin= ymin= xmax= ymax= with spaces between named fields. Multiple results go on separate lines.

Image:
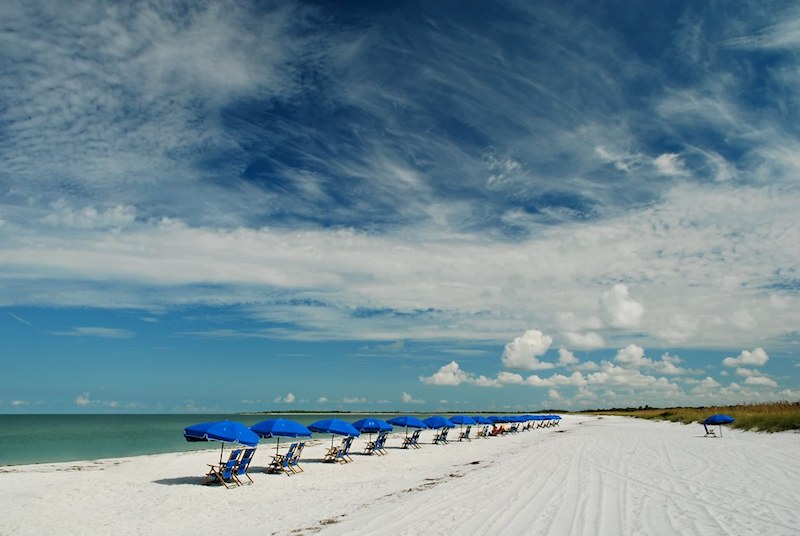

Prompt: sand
xmin=2 ymin=415 xmax=799 ymax=536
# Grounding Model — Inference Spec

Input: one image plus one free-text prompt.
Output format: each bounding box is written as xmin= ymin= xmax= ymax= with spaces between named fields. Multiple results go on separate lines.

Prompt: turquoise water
xmin=0 ymin=413 xmax=414 ymax=466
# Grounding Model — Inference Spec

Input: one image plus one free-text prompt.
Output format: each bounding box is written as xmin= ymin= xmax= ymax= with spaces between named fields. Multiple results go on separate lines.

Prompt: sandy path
xmin=2 ymin=415 xmax=798 ymax=536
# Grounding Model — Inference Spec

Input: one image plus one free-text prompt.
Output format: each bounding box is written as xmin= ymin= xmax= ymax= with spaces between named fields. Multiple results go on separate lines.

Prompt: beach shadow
xmin=153 ymin=476 xmax=207 ymax=486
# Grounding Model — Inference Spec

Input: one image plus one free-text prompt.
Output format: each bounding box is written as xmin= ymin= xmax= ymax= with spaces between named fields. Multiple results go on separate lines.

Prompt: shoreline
xmin=3 ymin=415 xmax=799 ymax=535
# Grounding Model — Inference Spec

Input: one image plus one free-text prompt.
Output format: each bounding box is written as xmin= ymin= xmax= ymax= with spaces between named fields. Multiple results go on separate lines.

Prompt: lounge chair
xmin=703 ymin=424 xmax=717 ymax=437
xmin=459 ymin=426 xmax=471 ymax=441
xmin=364 ymin=431 xmax=389 ymax=455
xmin=205 ymin=448 xmax=242 ymax=488
xmin=233 ymin=447 xmax=257 ymax=484
xmin=402 ymin=429 xmax=422 ymax=449
xmin=375 ymin=431 xmax=389 ymax=454
xmin=267 ymin=442 xmax=298 ymax=476
xmin=289 ymin=442 xmax=305 ymax=473
xmin=489 ymin=426 xmax=503 ymax=436
xmin=341 ymin=436 xmax=355 ymax=462
xmin=432 ymin=429 xmax=445 ymax=445
xmin=323 ymin=436 xmax=354 ymax=463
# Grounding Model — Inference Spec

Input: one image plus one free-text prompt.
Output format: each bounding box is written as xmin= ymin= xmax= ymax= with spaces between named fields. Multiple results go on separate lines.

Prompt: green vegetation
xmin=584 ymin=401 xmax=800 ymax=433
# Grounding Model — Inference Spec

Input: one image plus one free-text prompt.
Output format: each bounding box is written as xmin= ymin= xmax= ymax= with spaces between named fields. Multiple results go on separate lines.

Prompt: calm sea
xmin=0 ymin=413 xmax=406 ymax=466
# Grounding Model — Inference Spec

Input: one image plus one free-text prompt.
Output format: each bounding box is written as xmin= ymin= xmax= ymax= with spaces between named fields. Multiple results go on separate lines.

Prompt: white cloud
xmin=547 ymin=389 xmax=561 ymax=400
xmin=561 ymin=332 xmax=604 ymax=350
xmin=317 ymin=396 xmax=329 ymax=403
xmin=744 ymin=376 xmax=778 ymax=387
xmin=11 ymin=400 xmax=29 ymax=406
xmin=653 ymin=153 xmax=687 ymax=177
xmin=420 ymin=361 xmax=472 ymax=386
xmin=273 ymin=392 xmax=295 ymax=403
xmin=600 ymin=284 xmax=644 ymax=329
xmin=557 ymin=347 xmax=580 ymax=366
xmin=401 ymin=391 xmax=424 ymax=404
xmin=501 ymin=329 xmax=555 ymax=370
xmin=341 ymin=396 xmax=367 ymax=404
xmin=722 ymin=348 xmax=769 ymax=367
xmin=497 ymin=371 xmax=525 ymax=384
xmin=75 ymin=392 xmax=91 ymax=406
xmin=613 ymin=344 xmax=652 ymax=368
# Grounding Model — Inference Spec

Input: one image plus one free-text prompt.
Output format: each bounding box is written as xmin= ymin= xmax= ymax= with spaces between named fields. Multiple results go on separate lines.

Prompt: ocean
xmin=0 ymin=413 xmax=416 ymax=466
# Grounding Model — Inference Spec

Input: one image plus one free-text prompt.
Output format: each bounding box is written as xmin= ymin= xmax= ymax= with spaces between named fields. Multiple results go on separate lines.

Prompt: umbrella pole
xmin=219 ymin=442 xmax=224 ymax=465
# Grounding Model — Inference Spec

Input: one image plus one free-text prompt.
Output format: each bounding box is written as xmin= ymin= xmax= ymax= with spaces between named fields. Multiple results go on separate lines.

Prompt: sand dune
xmin=2 ymin=415 xmax=798 ymax=535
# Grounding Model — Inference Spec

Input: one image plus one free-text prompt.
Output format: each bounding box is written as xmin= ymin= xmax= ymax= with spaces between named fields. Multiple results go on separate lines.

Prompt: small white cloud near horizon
xmin=402 ymin=391 xmax=424 ymax=404
xmin=273 ymin=392 xmax=295 ymax=403
xmin=600 ymin=284 xmax=644 ymax=329
xmin=76 ymin=392 xmax=91 ymax=406
xmin=317 ymin=396 xmax=329 ymax=404
xmin=501 ymin=329 xmax=555 ymax=370
xmin=722 ymin=348 xmax=769 ymax=368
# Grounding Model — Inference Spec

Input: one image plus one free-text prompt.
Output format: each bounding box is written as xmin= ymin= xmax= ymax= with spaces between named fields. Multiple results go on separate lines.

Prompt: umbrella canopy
xmin=386 ymin=415 xmax=429 ymax=429
xmin=488 ymin=416 xmax=507 ymax=423
xmin=449 ymin=415 xmax=477 ymax=426
xmin=351 ymin=418 xmax=393 ymax=433
xmin=703 ymin=414 xmax=735 ymax=425
xmin=423 ymin=416 xmax=455 ymax=429
xmin=251 ymin=418 xmax=312 ymax=439
xmin=184 ymin=420 xmax=259 ymax=447
xmin=471 ymin=415 xmax=494 ymax=425
xmin=308 ymin=418 xmax=361 ymax=437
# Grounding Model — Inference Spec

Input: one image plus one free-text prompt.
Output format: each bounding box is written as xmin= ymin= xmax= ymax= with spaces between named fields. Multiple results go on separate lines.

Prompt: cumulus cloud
xmin=76 ymin=392 xmax=91 ymax=406
xmin=557 ymin=347 xmax=580 ymax=366
xmin=501 ymin=330 xmax=555 ymax=370
xmin=273 ymin=392 xmax=295 ymax=403
xmin=341 ymin=396 xmax=367 ymax=404
xmin=561 ymin=331 xmax=605 ymax=350
xmin=744 ymin=376 xmax=778 ymax=387
xmin=600 ymin=284 xmax=644 ymax=329
xmin=317 ymin=396 xmax=329 ymax=403
xmin=722 ymin=348 xmax=769 ymax=367
xmin=420 ymin=361 xmax=472 ymax=386
xmin=613 ymin=344 xmax=652 ymax=368
xmin=402 ymin=391 xmax=424 ymax=404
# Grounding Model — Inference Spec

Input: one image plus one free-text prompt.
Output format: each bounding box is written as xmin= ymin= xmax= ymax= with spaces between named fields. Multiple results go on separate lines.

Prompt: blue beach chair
xmin=234 ymin=447 xmax=257 ymax=484
xmin=205 ymin=448 xmax=242 ymax=488
xmin=289 ymin=442 xmax=305 ymax=473
xmin=267 ymin=442 xmax=298 ymax=476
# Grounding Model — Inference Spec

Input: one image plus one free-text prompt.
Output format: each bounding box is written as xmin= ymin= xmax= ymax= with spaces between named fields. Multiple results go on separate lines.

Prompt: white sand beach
xmin=2 ymin=415 xmax=799 ymax=536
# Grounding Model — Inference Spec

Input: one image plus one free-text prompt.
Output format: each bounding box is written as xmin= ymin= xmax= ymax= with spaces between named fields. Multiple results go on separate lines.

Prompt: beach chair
xmin=364 ymin=436 xmax=379 ymax=455
xmin=489 ymin=426 xmax=503 ymax=436
xmin=509 ymin=423 xmax=519 ymax=433
xmin=341 ymin=436 xmax=355 ymax=463
xmin=205 ymin=448 xmax=242 ymax=488
xmin=375 ymin=431 xmax=389 ymax=455
xmin=233 ymin=447 xmax=257 ymax=484
xmin=267 ymin=442 xmax=298 ymax=476
xmin=459 ymin=426 xmax=471 ymax=441
xmin=703 ymin=424 xmax=717 ymax=437
xmin=402 ymin=429 xmax=422 ymax=449
xmin=432 ymin=429 xmax=445 ymax=445
xmin=289 ymin=442 xmax=305 ymax=473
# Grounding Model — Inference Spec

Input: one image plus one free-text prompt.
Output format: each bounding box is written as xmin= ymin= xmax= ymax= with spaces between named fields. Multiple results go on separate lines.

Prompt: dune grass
xmin=587 ymin=401 xmax=800 ymax=433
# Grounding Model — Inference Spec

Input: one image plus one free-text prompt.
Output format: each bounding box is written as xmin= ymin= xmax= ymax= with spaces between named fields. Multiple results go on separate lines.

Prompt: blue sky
xmin=1 ymin=0 xmax=799 ymax=413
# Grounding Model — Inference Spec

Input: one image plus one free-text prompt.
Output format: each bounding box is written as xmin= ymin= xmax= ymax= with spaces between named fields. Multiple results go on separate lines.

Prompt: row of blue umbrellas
xmin=184 ymin=414 xmax=561 ymax=460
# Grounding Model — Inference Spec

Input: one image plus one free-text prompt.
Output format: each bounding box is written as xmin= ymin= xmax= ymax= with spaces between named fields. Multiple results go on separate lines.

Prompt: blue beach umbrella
xmin=352 ymin=418 xmax=393 ymax=443
xmin=251 ymin=418 xmax=312 ymax=453
xmin=702 ymin=414 xmax=734 ymax=437
xmin=309 ymin=418 xmax=360 ymax=448
xmin=703 ymin=414 xmax=734 ymax=425
xmin=387 ymin=415 xmax=428 ymax=437
xmin=487 ymin=416 xmax=507 ymax=423
xmin=184 ymin=420 xmax=259 ymax=463
xmin=351 ymin=418 xmax=393 ymax=433
xmin=449 ymin=415 xmax=477 ymax=426
xmin=471 ymin=416 xmax=493 ymax=425
xmin=423 ymin=416 xmax=456 ymax=429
